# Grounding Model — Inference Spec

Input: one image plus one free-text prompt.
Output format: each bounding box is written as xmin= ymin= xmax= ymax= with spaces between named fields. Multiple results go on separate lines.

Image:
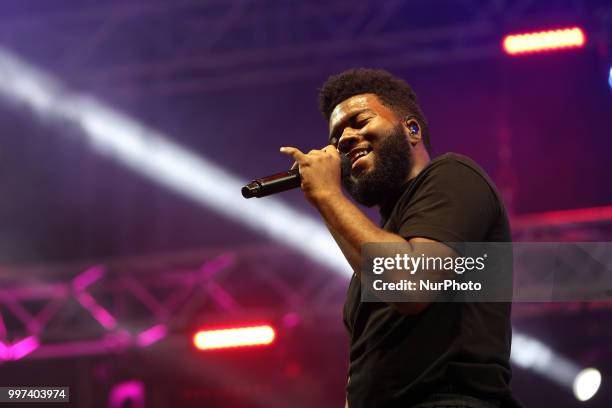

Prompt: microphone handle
xmin=242 ymin=168 xmax=301 ymax=198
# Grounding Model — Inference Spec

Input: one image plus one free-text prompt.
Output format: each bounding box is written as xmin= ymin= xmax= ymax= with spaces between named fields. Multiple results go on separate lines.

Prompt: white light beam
xmin=0 ymin=48 xmax=349 ymax=275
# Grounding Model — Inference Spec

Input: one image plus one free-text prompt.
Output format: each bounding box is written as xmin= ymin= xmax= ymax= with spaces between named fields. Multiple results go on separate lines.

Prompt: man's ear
xmin=404 ymin=117 xmax=421 ymax=146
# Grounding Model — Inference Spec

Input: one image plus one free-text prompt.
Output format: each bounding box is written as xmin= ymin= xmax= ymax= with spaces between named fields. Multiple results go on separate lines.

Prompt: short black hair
xmin=318 ymin=68 xmax=431 ymax=154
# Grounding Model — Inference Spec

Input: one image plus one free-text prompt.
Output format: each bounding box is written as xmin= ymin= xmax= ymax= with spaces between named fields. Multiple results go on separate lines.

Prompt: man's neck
xmin=406 ymin=150 xmax=431 ymax=182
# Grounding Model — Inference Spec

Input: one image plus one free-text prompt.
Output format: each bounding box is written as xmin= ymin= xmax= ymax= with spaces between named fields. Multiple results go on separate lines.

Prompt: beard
xmin=341 ymin=123 xmax=412 ymax=207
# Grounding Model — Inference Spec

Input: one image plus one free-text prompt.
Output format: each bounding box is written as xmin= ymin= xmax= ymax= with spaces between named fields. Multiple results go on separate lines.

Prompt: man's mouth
xmin=349 ymin=146 xmax=374 ymax=172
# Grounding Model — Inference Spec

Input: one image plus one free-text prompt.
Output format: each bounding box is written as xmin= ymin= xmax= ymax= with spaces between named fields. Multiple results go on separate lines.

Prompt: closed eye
xmin=329 ymin=109 xmax=374 ymax=146
xmin=351 ymin=116 xmax=370 ymax=128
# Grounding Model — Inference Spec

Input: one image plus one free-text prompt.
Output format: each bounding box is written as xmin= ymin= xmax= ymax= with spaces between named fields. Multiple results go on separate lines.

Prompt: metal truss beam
xmin=0 ymin=245 xmax=347 ymax=361
xmin=1 ymin=0 xmax=610 ymax=95
xmin=2 ymin=207 xmax=612 ymax=363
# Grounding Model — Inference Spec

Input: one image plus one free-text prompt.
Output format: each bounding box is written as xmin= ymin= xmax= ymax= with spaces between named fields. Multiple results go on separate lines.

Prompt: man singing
xmin=280 ymin=68 xmax=519 ymax=408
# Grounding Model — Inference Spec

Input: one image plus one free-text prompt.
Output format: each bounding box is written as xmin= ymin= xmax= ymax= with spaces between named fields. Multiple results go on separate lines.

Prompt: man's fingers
xmin=280 ymin=146 xmax=306 ymax=162
xmin=281 ymin=145 xmax=339 ymax=170
xmin=324 ymin=144 xmax=340 ymax=156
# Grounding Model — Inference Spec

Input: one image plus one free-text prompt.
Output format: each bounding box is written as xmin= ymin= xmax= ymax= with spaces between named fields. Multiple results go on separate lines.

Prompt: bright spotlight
xmin=608 ymin=66 xmax=612 ymax=89
xmin=193 ymin=324 xmax=276 ymax=350
xmin=502 ymin=27 xmax=586 ymax=55
xmin=573 ymin=368 xmax=602 ymax=402
xmin=512 ymin=331 xmax=602 ymax=401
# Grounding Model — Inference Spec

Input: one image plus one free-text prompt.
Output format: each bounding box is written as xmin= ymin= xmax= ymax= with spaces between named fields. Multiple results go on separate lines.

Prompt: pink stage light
xmin=75 ymin=292 xmax=117 ymax=330
xmin=72 ymin=265 xmax=104 ymax=292
xmin=503 ymin=27 xmax=586 ymax=55
xmin=193 ymin=324 xmax=276 ymax=351
xmin=10 ymin=336 xmax=39 ymax=360
xmin=0 ymin=341 xmax=10 ymax=360
xmin=0 ymin=336 xmax=39 ymax=361
xmin=108 ymin=380 xmax=145 ymax=408
xmin=136 ymin=324 xmax=167 ymax=347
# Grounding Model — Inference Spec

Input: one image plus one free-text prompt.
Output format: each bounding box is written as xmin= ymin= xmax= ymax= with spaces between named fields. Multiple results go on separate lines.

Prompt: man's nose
xmin=338 ymin=130 xmax=362 ymax=152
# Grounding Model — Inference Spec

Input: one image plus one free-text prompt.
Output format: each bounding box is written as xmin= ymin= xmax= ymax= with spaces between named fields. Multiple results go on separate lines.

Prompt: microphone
xmin=241 ymin=143 xmax=348 ymax=199
xmin=242 ymin=168 xmax=301 ymax=199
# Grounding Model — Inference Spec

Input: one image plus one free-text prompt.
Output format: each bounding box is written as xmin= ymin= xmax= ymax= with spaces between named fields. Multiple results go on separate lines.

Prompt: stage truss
xmin=1 ymin=206 xmax=612 ymax=362
xmin=0 ymin=0 xmax=610 ymax=95
xmin=0 ymin=245 xmax=349 ymax=362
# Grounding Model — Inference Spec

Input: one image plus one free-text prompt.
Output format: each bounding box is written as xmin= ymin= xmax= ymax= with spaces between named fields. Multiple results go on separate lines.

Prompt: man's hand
xmin=280 ymin=146 xmax=437 ymax=316
xmin=280 ymin=145 xmax=343 ymax=206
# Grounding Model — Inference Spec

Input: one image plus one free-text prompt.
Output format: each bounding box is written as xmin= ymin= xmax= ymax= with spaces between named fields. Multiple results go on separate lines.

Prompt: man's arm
xmin=318 ymin=192 xmax=457 ymax=314
xmin=280 ymin=145 xmax=456 ymax=315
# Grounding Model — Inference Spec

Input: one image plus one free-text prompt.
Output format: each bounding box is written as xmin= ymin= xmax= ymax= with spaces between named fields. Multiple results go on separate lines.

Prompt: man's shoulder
xmin=427 ymin=152 xmax=484 ymax=173
xmin=422 ymin=152 xmax=496 ymax=189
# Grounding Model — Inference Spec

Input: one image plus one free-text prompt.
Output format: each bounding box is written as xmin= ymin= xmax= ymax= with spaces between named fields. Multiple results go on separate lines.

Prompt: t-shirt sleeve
xmin=396 ymin=159 xmax=499 ymax=243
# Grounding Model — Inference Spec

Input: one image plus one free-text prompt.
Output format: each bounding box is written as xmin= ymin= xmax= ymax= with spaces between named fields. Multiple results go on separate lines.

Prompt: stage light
xmin=136 ymin=324 xmax=167 ymax=347
xmin=0 ymin=48 xmax=349 ymax=276
xmin=108 ymin=380 xmax=145 ymax=408
xmin=512 ymin=331 xmax=601 ymax=401
xmin=0 ymin=336 xmax=39 ymax=361
xmin=573 ymin=368 xmax=601 ymax=402
xmin=502 ymin=27 xmax=586 ymax=55
xmin=608 ymin=66 xmax=612 ymax=89
xmin=193 ymin=325 xmax=276 ymax=350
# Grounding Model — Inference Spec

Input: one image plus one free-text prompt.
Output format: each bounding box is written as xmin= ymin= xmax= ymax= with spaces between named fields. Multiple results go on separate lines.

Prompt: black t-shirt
xmin=344 ymin=153 xmax=520 ymax=407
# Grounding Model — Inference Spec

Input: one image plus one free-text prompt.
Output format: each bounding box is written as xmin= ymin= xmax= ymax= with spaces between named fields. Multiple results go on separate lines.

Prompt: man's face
xmin=329 ymin=94 xmax=413 ymax=207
